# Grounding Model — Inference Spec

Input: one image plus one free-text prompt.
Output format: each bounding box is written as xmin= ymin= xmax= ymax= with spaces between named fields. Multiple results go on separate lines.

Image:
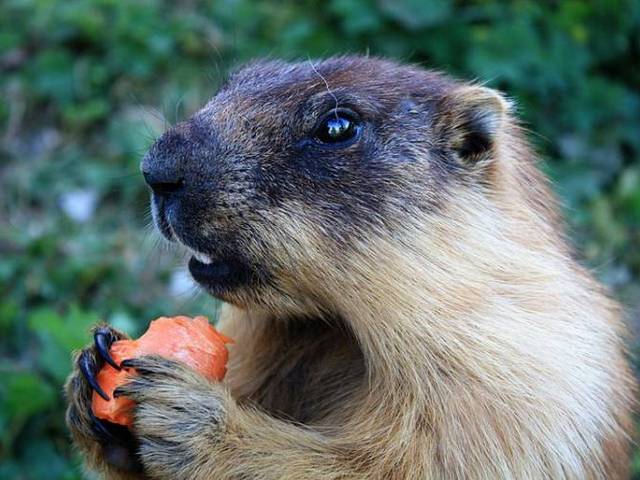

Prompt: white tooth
xmin=194 ymin=251 xmax=212 ymax=264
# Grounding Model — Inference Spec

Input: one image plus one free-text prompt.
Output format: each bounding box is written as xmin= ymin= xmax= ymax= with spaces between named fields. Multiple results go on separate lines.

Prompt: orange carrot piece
xmin=91 ymin=316 xmax=232 ymax=426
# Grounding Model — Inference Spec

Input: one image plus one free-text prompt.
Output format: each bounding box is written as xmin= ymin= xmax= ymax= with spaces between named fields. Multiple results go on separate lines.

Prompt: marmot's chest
xmin=236 ymin=323 xmax=366 ymax=424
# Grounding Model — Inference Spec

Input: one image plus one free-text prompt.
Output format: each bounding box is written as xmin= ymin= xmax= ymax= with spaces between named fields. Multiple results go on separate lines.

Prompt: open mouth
xmin=188 ymin=253 xmax=231 ymax=283
xmin=187 ymin=250 xmax=258 ymax=296
xmin=151 ymin=195 xmax=262 ymax=296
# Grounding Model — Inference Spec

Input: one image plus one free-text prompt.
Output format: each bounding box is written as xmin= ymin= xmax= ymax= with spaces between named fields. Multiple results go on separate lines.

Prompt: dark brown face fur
xmin=141 ymin=56 xmax=499 ymax=307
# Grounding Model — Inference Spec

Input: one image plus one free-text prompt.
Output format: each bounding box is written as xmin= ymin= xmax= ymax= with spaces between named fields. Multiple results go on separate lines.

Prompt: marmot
xmin=66 ymin=56 xmax=636 ymax=479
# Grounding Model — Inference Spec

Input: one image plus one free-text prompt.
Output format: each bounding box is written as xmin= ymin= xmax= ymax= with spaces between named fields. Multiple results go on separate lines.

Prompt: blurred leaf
xmin=330 ymin=0 xmax=382 ymax=34
xmin=0 ymin=300 xmax=19 ymax=337
xmin=27 ymin=307 xmax=99 ymax=382
xmin=378 ymin=0 xmax=452 ymax=29
xmin=0 ymin=372 xmax=55 ymax=426
xmin=62 ymin=99 xmax=110 ymax=127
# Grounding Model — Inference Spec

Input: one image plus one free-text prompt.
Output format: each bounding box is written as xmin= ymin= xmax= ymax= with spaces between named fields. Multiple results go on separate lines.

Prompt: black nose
xmin=142 ymin=170 xmax=185 ymax=197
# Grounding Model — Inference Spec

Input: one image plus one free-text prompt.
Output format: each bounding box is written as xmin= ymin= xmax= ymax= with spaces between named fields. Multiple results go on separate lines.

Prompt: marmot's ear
xmin=450 ymin=85 xmax=511 ymax=162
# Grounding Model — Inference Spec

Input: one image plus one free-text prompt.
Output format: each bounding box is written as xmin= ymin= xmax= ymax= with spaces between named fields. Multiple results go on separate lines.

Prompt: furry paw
xmin=65 ymin=324 xmax=143 ymax=475
xmin=114 ymin=356 xmax=228 ymax=478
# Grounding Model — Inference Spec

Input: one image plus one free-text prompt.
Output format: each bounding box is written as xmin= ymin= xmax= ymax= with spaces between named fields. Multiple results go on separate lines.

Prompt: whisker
xmin=307 ymin=57 xmax=340 ymax=119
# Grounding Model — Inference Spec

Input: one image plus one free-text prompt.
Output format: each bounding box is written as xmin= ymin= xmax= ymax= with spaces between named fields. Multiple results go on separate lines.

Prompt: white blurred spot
xmin=59 ymin=189 xmax=98 ymax=223
xmin=168 ymin=269 xmax=196 ymax=297
xmin=108 ymin=311 xmax=137 ymax=335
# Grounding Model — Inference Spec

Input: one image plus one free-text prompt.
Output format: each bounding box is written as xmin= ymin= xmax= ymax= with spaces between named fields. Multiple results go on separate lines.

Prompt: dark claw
xmin=94 ymin=327 xmax=121 ymax=371
xmin=79 ymin=351 xmax=110 ymax=401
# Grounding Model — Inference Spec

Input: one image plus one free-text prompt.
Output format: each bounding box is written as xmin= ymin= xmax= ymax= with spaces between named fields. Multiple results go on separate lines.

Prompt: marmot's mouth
xmin=188 ymin=255 xmax=239 ymax=285
xmin=187 ymin=253 xmax=262 ymax=298
xmin=150 ymin=193 xmax=264 ymax=297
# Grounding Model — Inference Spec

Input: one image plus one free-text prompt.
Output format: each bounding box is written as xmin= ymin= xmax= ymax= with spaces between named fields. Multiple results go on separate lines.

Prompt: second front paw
xmin=115 ymin=356 xmax=228 ymax=478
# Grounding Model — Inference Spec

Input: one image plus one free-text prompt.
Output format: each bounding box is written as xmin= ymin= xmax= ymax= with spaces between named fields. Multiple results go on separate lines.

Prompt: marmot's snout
xmin=141 ymin=127 xmax=188 ymax=202
xmin=141 ymin=118 xmax=264 ymax=300
xmin=141 ymin=119 xmax=220 ymax=241
xmin=141 ymin=128 xmax=188 ymax=242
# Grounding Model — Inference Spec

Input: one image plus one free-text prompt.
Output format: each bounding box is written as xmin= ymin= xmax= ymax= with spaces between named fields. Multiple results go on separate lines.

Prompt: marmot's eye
xmin=313 ymin=110 xmax=361 ymax=145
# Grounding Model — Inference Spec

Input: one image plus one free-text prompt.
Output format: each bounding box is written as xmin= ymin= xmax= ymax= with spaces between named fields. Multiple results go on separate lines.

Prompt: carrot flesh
xmin=91 ymin=315 xmax=232 ymax=426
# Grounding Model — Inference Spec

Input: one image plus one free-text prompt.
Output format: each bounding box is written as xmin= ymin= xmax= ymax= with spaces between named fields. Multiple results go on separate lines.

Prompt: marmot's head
xmin=142 ymin=56 xmax=514 ymax=313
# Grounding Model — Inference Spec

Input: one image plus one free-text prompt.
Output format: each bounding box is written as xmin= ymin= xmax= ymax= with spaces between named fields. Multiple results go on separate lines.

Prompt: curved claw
xmin=79 ymin=351 xmax=110 ymax=401
xmin=94 ymin=328 xmax=121 ymax=371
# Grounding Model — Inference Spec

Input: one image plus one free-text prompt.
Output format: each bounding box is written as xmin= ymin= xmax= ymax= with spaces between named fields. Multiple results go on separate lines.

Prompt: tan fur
xmin=66 ymin=61 xmax=635 ymax=479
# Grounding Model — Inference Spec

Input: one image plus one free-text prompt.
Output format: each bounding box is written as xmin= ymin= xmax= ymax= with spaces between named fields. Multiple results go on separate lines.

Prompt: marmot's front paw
xmin=65 ymin=325 xmax=143 ymax=475
xmin=114 ymin=356 xmax=228 ymax=479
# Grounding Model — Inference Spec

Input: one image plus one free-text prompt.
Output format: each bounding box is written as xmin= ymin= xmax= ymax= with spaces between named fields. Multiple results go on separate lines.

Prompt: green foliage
xmin=0 ymin=0 xmax=638 ymax=477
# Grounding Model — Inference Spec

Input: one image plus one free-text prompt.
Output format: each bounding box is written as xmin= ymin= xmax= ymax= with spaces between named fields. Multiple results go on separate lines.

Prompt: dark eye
xmin=314 ymin=110 xmax=361 ymax=145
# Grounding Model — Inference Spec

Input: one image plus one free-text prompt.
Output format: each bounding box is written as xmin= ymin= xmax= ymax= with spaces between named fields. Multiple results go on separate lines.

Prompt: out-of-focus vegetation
xmin=0 ymin=0 xmax=638 ymax=478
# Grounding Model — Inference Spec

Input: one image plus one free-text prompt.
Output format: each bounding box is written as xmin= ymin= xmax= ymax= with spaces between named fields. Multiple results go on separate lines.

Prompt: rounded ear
xmin=450 ymin=85 xmax=511 ymax=162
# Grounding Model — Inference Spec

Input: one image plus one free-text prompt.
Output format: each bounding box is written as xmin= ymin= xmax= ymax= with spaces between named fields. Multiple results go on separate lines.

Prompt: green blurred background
xmin=1 ymin=0 xmax=639 ymax=478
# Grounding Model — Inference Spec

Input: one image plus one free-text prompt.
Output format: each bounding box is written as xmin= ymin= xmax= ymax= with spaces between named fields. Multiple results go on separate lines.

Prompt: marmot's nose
xmin=142 ymin=169 xmax=185 ymax=198
xmin=141 ymin=120 xmax=210 ymax=200
xmin=140 ymin=129 xmax=188 ymax=199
